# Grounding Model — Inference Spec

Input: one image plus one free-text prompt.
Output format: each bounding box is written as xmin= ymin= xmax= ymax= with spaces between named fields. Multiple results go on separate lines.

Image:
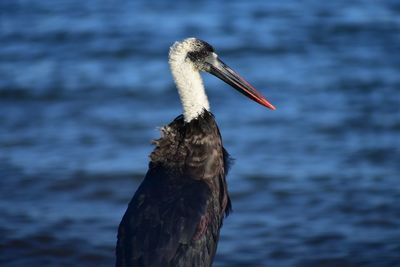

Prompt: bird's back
xmin=116 ymin=111 xmax=231 ymax=267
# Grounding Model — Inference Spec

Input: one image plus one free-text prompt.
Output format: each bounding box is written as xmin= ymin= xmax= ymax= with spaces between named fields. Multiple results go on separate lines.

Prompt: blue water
xmin=1 ymin=0 xmax=399 ymax=266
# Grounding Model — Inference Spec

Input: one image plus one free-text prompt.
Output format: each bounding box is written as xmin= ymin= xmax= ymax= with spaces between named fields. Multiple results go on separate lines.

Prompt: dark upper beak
xmin=206 ymin=57 xmax=276 ymax=110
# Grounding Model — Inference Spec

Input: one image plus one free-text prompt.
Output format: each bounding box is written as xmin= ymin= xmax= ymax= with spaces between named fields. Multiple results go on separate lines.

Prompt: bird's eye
xmin=186 ymin=52 xmax=197 ymax=62
xmin=187 ymin=50 xmax=208 ymax=62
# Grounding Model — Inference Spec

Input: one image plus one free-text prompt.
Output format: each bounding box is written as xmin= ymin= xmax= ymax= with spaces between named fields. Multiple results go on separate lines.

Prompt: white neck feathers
xmin=169 ymin=41 xmax=210 ymax=122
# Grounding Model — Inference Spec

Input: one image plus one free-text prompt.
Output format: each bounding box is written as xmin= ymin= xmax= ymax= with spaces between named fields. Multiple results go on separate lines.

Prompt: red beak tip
xmin=262 ymin=100 xmax=276 ymax=110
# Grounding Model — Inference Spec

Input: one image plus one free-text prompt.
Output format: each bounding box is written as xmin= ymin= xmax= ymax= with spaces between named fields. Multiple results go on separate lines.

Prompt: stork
xmin=116 ymin=38 xmax=275 ymax=267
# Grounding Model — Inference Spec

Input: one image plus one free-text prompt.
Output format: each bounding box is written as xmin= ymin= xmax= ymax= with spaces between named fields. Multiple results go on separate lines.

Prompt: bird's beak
xmin=206 ymin=57 xmax=276 ymax=110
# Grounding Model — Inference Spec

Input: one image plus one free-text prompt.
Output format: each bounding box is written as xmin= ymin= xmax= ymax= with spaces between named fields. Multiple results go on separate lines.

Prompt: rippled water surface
xmin=1 ymin=0 xmax=400 ymax=266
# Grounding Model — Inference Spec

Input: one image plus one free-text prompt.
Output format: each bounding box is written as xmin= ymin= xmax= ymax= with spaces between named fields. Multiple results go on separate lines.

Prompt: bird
xmin=116 ymin=37 xmax=275 ymax=267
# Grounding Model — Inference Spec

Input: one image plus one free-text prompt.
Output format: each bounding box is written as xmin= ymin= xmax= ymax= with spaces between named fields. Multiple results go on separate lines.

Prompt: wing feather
xmin=116 ymin=165 xmax=211 ymax=267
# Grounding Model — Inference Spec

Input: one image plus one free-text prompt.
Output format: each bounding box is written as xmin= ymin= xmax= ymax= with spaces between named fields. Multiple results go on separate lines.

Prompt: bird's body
xmin=116 ymin=111 xmax=231 ymax=267
xmin=116 ymin=38 xmax=275 ymax=267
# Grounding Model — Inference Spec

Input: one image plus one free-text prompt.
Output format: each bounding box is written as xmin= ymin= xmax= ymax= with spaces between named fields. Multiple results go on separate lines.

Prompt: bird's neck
xmin=169 ymin=56 xmax=210 ymax=123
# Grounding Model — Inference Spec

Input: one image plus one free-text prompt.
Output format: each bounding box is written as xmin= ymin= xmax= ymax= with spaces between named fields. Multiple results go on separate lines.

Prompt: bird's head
xmin=169 ymin=38 xmax=276 ymax=110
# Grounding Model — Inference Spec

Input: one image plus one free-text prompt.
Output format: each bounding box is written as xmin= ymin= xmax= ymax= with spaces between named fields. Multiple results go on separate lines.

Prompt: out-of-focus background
xmin=1 ymin=0 xmax=399 ymax=266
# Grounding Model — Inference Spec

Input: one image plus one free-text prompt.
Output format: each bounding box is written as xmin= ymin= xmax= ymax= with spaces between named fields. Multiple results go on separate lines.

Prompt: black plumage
xmin=115 ymin=37 xmax=275 ymax=267
xmin=116 ymin=111 xmax=232 ymax=267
